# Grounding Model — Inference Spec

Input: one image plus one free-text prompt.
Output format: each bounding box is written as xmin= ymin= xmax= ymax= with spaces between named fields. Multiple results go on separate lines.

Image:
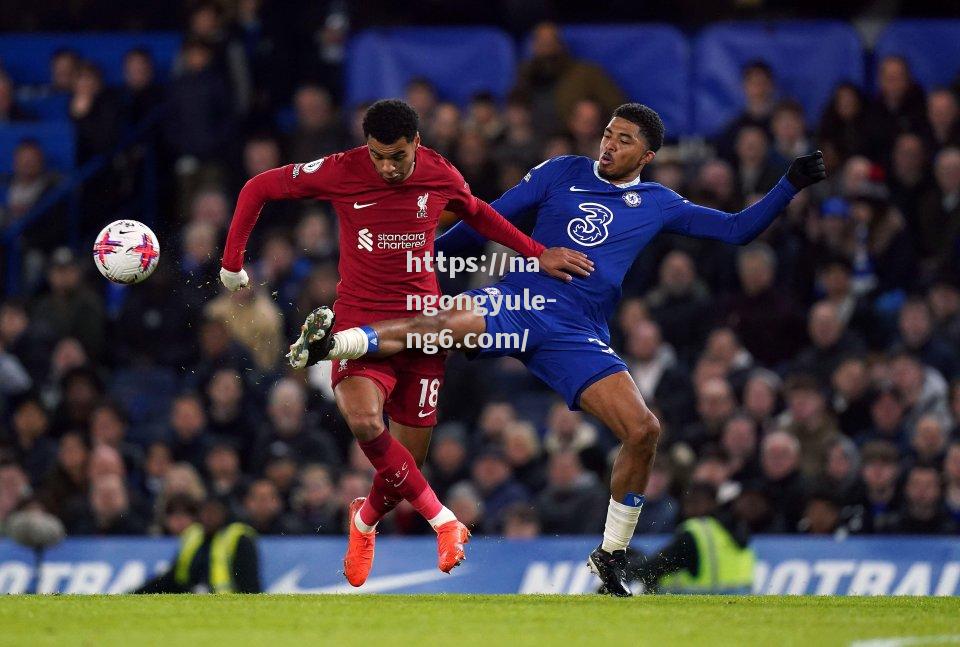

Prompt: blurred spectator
xmin=204 ymin=441 xmax=248 ymax=514
xmin=158 ymin=493 xmax=198 ymax=537
xmin=758 ymin=430 xmax=807 ymax=533
xmin=535 ymin=451 xmax=606 ymax=534
xmin=205 ymin=368 xmax=259 ymax=458
xmin=830 ymin=356 xmax=873 ymax=436
xmin=405 ymin=78 xmax=438 ymax=131
xmin=512 ymin=22 xmax=625 ymax=137
xmin=778 ymin=374 xmax=841 ymax=480
xmin=446 ymin=481 xmax=484 ymax=533
xmin=470 ymin=447 xmax=529 ymax=534
xmin=681 ymin=378 xmax=736 ymax=453
xmin=566 ymin=98 xmax=603 ymax=158
xmin=742 ymin=368 xmax=781 ymax=430
xmin=428 ymin=102 xmax=461 ymax=160
xmin=70 ymin=62 xmax=121 ymax=164
xmin=285 ymin=84 xmax=343 ymax=161
xmin=818 ymin=436 xmax=864 ymax=506
xmin=799 ymin=489 xmax=843 ymax=536
xmin=242 ymin=478 xmax=304 ymax=535
xmin=168 ymin=393 xmax=210 ymax=471
xmin=896 ymin=297 xmax=959 ymax=380
xmin=818 ymin=83 xmax=869 ymax=160
xmin=770 ymin=100 xmax=812 ymax=163
xmin=0 ymin=463 xmax=31 ymax=531
xmin=30 ymin=248 xmax=104 ymax=360
xmin=164 ymin=38 xmax=235 ymax=175
xmin=502 ymin=503 xmax=540 ymax=538
xmin=4 ymin=396 xmax=55 ymax=485
xmin=428 ymin=423 xmax=470 ymax=500
xmin=120 ymin=48 xmax=162 ymax=124
xmin=292 ymin=464 xmax=339 ymax=534
xmin=464 ymin=92 xmax=504 ymax=143
xmin=909 ymin=414 xmax=949 ymax=467
xmin=928 ymin=277 xmax=960 ymax=347
xmin=89 ymin=401 xmax=143 ymax=476
xmin=542 ymin=402 xmax=604 ymax=476
xmin=734 ymin=126 xmax=782 ymax=198
xmin=644 ymin=250 xmax=714 ymax=365
xmin=888 ymin=351 xmax=951 ymax=433
xmin=889 ymin=133 xmax=933 ymax=228
xmin=50 ymin=49 xmax=80 ymax=94
xmin=916 ymin=147 xmax=960 ymax=274
xmin=723 ymin=243 xmax=804 ymax=366
xmin=625 ymin=319 xmax=693 ymax=434
xmin=502 ymin=421 xmax=546 ymax=493
xmin=721 ymin=414 xmax=761 ymax=484
xmin=36 ymin=431 xmax=87 ymax=525
xmin=72 ymin=473 xmax=145 ymax=535
xmin=253 ymin=378 xmax=340 ymax=472
xmin=1 ymin=140 xmax=61 ymax=248
xmin=716 ymin=61 xmax=777 ymax=161
xmin=926 ymin=89 xmax=960 ymax=149
xmin=866 ymin=56 xmax=928 ymax=161
xmin=858 ymin=383 xmax=909 ymax=449
xmin=855 ymin=441 xmax=902 ymax=534
xmin=894 ymin=465 xmax=955 ymax=534
xmin=792 ymin=301 xmax=864 ymax=382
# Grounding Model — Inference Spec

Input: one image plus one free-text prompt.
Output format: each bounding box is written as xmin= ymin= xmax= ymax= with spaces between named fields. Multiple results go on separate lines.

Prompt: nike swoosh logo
xmin=418 ymin=409 xmax=436 ymax=418
xmin=268 ymin=566 xmax=468 ymax=594
xmin=353 ymin=202 xmax=377 ymax=209
xmin=394 ymin=471 xmax=410 ymax=487
xmin=569 ymin=186 xmax=591 ymax=192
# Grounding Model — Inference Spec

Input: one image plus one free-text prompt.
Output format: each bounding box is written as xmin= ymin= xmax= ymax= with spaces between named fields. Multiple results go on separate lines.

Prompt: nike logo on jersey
xmin=354 ymin=201 xmax=377 ymax=209
xmin=569 ymin=186 xmax=591 ymax=192
xmin=418 ymin=409 xmax=436 ymax=418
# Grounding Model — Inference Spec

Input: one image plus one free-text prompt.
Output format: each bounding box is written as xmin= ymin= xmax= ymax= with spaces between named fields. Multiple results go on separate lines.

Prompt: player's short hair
xmin=611 ymin=103 xmax=664 ymax=152
xmin=362 ymin=99 xmax=419 ymax=144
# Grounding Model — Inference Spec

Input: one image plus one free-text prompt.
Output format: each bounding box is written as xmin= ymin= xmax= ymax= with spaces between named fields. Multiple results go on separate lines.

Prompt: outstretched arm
xmin=659 ymin=151 xmax=826 ymax=244
xmin=221 ymin=156 xmax=340 ymax=289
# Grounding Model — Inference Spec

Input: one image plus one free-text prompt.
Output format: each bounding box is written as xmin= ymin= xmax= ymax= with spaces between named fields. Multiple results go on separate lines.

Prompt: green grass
xmin=0 ymin=595 xmax=958 ymax=647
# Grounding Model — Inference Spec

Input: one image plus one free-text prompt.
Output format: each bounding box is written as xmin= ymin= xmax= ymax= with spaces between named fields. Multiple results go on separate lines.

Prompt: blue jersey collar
xmin=593 ymin=161 xmax=642 ymax=189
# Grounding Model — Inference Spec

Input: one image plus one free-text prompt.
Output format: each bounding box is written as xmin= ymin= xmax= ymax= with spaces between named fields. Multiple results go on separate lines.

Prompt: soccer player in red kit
xmin=219 ymin=99 xmax=592 ymax=586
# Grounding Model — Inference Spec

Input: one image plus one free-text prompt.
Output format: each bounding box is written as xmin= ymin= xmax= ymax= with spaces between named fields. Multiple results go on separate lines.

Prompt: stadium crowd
xmin=2 ymin=3 xmax=960 ymax=541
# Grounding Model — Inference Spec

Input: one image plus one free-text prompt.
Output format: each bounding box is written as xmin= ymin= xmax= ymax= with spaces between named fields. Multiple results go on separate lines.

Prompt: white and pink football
xmin=92 ymin=220 xmax=160 ymax=284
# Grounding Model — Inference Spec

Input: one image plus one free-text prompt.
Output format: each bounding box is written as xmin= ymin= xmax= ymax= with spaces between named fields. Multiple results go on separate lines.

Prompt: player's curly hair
xmin=362 ymin=99 xmax=419 ymax=143
xmin=612 ymin=103 xmax=664 ymax=152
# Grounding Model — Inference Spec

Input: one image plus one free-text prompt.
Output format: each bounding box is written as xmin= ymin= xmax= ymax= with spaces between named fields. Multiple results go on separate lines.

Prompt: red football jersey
xmin=277 ymin=146 xmax=475 ymax=321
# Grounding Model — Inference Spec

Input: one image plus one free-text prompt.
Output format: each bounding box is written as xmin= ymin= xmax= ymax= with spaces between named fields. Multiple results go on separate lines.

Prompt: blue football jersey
xmin=437 ymin=155 xmax=798 ymax=332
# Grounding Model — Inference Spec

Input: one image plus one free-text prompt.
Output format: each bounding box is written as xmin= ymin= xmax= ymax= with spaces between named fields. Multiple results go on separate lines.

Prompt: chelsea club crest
xmin=622 ymin=191 xmax=641 ymax=208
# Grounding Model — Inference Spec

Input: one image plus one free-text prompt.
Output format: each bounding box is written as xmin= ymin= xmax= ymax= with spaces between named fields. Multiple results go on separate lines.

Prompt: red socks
xmin=357 ymin=430 xmax=444 ymax=526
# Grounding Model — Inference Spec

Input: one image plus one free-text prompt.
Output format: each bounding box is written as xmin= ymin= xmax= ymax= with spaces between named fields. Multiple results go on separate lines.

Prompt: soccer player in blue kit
xmin=292 ymin=103 xmax=826 ymax=596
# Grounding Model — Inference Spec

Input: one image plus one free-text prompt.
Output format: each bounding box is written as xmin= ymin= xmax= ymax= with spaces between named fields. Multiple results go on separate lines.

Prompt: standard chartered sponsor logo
xmin=357 ymin=228 xmax=373 ymax=251
xmin=356 ymin=229 xmax=426 ymax=252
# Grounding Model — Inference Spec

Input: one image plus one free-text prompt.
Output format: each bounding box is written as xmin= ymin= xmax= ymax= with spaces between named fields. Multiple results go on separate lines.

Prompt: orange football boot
xmin=343 ymin=497 xmax=376 ymax=587
xmin=435 ymin=519 xmax=471 ymax=573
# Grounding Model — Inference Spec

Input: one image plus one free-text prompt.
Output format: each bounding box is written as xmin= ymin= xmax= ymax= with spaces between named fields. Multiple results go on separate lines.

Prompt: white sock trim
xmin=601 ymin=497 xmax=642 ymax=553
xmin=353 ymin=510 xmax=377 ymax=534
xmin=330 ymin=327 xmax=369 ymax=359
xmin=427 ymin=506 xmax=456 ymax=530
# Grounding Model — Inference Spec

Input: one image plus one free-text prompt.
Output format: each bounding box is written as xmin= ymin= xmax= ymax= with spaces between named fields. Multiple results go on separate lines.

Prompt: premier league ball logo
xmin=622 ymin=191 xmax=641 ymax=208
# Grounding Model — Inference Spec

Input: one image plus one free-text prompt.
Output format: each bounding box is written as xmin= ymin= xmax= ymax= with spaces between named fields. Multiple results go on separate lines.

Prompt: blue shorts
xmin=462 ymin=283 xmax=628 ymax=410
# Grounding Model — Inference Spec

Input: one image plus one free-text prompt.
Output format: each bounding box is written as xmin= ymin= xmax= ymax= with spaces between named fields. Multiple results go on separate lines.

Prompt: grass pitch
xmin=1 ymin=594 xmax=958 ymax=647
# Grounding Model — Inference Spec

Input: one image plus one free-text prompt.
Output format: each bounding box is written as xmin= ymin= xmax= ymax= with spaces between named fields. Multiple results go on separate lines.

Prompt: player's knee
xmin=624 ymin=412 xmax=661 ymax=452
xmin=344 ymin=410 xmax=383 ymax=441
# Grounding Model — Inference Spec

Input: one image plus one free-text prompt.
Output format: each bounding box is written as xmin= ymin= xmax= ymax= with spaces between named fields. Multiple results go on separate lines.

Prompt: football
xmin=92 ymin=219 xmax=160 ymax=285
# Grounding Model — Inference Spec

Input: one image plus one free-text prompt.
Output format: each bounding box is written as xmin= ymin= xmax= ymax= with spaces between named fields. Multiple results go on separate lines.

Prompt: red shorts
xmin=330 ymin=350 xmax=447 ymax=427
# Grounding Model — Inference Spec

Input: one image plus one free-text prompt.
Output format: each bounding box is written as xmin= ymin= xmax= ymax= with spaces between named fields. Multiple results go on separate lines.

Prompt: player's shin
xmin=355 ymin=473 xmax=402 ymax=532
xmin=601 ymin=492 xmax=645 ymax=554
xmin=357 ymin=429 xmax=455 ymax=528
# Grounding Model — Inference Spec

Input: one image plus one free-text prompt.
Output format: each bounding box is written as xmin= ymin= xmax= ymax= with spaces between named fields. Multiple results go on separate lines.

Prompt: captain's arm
xmin=657 ymin=176 xmax=799 ymax=245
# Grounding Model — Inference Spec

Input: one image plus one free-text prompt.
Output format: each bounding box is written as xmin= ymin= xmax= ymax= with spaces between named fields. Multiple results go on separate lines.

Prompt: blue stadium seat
xmin=693 ymin=22 xmax=865 ymax=136
xmin=19 ymin=93 xmax=70 ymax=120
xmin=875 ymin=20 xmax=960 ymax=91
xmin=345 ymin=27 xmax=516 ymax=108
xmin=531 ymin=25 xmax=692 ymax=136
xmin=0 ymin=121 xmax=75 ymax=173
xmin=0 ymin=32 xmax=181 ymax=87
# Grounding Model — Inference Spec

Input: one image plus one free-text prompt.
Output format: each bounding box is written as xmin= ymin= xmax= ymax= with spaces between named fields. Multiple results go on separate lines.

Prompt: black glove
xmin=787 ymin=150 xmax=826 ymax=190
